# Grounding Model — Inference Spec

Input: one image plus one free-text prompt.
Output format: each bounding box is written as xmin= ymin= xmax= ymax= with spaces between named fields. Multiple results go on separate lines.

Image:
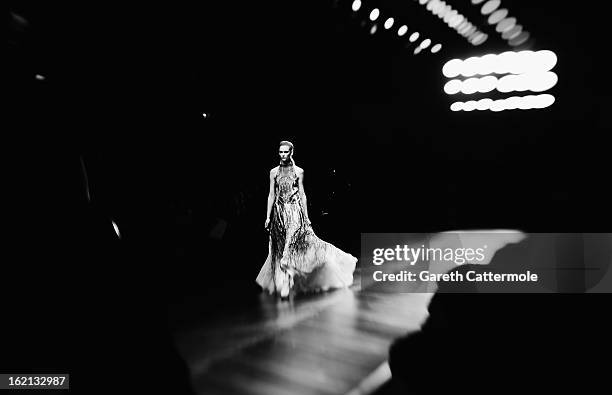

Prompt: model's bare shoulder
xmin=270 ymin=167 xmax=278 ymax=177
xmin=295 ymin=166 xmax=304 ymax=176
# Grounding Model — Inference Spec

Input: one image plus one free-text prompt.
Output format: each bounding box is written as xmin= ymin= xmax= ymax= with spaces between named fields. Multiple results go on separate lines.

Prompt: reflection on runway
xmin=174 ymin=276 xmax=431 ymax=395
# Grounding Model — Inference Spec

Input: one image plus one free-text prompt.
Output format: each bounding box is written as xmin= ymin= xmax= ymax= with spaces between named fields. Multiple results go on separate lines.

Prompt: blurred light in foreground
xmin=384 ymin=18 xmax=394 ymax=29
xmin=450 ymin=94 xmax=555 ymax=112
xmin=352 ymin=0 xmax=362 ymax=12
xmin=369 ymin=8 xmax=380 ymax=21
xmin=414 ymin=46 xmax=423 ymax=55
xmin=397 ymin=25 xmax=408 ymax=36
xmin=370 ymin=24 xmax=377 ymax=34
xmin=202 ymin=113 xmax=208 ymax=118
xmin=35 ymin=74 xmax=45 ymax=81
xmin=409 ymin=32 xmax=420 ymax=42
xmin=112 ymin=221 xmax=121 ymax=239
xmin=431 ymin=43 xmax=442 ymax=53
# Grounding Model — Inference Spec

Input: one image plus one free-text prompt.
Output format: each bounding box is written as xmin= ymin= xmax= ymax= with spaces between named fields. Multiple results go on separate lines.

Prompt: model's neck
xmin=280 ymin=160 xmax=292 ymax=167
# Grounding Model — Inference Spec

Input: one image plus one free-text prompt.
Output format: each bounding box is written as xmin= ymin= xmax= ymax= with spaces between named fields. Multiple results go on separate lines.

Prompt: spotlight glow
xmin=370 ymin=24 xmax=377 ymax=34
xmin=398 ymin=25 xmax=408 ymax=36
xmin=352 ymin=0 xmax=362 ymax=12
xmin=384 ymin=18 xmax=394 ymax=29
xmin=370 ymin=8 xmax=380 ymax=21
xmin=414 ymin=46 xmax=423 ymax=55
xmin=409 ymin=32 xmax=420 ymax=42
xmin=431 ymin=43 xmax=442 ymax=53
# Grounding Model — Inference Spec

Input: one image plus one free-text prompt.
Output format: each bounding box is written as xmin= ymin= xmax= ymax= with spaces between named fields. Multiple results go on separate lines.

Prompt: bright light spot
xmin=471 ymin=33 xmax=488 ymax=46
xmin=426 ymin=0 xmax=437 ymax=11
xmin=432 ymin=0 xmax=446 ymax=15
xmin=419 ymin=0 xmax=430 ymax=4
xmin=370 ymin=8 xmax=380 ymax=21
xmin=496 ymin=17 xmax=516 ymax=33
xmin=352 ymin=0 xmax=362 ymax=12
xmin=509 ymin=31 xmax=530 ymax=46
xmin=451 ymin=95 xmax=555 ymax=112
xmin=444 ymin=79 xmax=462 ymax=94
xmin=384 ymin=18 xmax=394 ymax=29
xmin=471 ymin=0 xmax=486 ymax=4
xmin=414 ymin=46 xmax=423 ymax=55
xmin=529 ymin=71 xmax=559 ymax=92
xmin=35 ymin=74 xmax=46 ymax=81
xmin=462 ymin=57 xmax=480 ymax=77
xmin=495 ymin=51 xmax=517 ymax=74
xmin=420 ymin=39 xmax=432 ymax=49
xmin=534 ymin=50 xmax=558 ymax=73
xmin=431 ymin=43 xmax=442 ymax=53
xmin=202 ymin=113 xmax=208 ymax=118
xmin=481 ymin=0 xmax=501 ymax=15
xmin=487 ymin=8 xmax=508 ymax=24
xmin=497 ymin=74 xmax=517 ymax=93
xmin=398 ymin=25 xmax=408 ymax=36
xmin=370 ymin=24 xmax=378 ymax=34
xmin=464 ymin=100 xmax=477 ymax=111
xmin=478 ymin=75 xmax=497 ymax=92
xmin=449 ymin=14 xmax=464 ymax=28
xmin=409 ymin=32 xmax=420 ymax=42
xmin=442 ymin=58 xmax=463 ymax=78
xmin=506 ymin=96 xmax=522 ymax=110
xmin=439 ymin=5 xmax=452 ymax=19
xmin=478 ymin=54 xmax=497 ymax=75
xmin=502 ymin=24 xmax=522 ymax=40
xmin=461 ymin=78 xmax=480 ymax=94
xmin=463 ymin=25 xmax=477 ymax=37
xmin=450 ymin=102 xmax=464 ymax=111
xmin=112 ymin=221 xmax=121 ymax=239
xmin=490 ymin=99 xmax=505 ymax=112
xmin=477 ymin=98 xmax=493 ymax=110
xmin=537 ymin=94 xmax=555 ymax=108
xmin=444 ymin=10 xmax=458 ymax=24
xmin=457 ymin=22 xmax=472 ymax=35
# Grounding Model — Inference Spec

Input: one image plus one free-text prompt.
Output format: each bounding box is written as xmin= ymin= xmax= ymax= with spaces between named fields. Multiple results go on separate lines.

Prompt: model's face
xmin=279 ymin=146 xmax=291 ymax=162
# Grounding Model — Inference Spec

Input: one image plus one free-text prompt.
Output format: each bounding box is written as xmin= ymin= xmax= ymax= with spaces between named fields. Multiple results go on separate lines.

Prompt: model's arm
xmin=265 ymin=169 xmax=276 ymax=229
xmin=297 ymin=168 xmax=310 ymax=224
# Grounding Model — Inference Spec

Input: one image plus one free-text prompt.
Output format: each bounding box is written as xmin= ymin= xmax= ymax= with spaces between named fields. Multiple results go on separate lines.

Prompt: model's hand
xmin=265 ymin=218 xmax=270 ymax=230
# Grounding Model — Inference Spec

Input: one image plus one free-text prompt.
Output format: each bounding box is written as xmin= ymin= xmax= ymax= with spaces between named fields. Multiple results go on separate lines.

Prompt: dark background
xmin=5 ymin=0 xmax=611 ymax=392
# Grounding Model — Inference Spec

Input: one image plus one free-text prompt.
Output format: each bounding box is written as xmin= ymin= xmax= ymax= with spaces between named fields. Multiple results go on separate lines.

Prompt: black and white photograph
xmin=5 ymin=0 xmax=612 ymax=394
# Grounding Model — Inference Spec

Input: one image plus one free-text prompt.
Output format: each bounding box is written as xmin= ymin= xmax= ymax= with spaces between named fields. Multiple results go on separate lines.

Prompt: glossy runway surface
xmin=173 ymin=275 xmax=432 ymax=395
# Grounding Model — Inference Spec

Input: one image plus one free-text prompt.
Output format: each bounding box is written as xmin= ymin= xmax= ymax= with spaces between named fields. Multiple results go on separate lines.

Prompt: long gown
xmin=256 ymin=164 xmax=357 ymax=295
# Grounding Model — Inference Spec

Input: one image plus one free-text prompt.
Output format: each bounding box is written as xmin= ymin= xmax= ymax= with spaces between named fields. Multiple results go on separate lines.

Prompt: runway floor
xmin=173 ymin=273 xmax=432 ymax=395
